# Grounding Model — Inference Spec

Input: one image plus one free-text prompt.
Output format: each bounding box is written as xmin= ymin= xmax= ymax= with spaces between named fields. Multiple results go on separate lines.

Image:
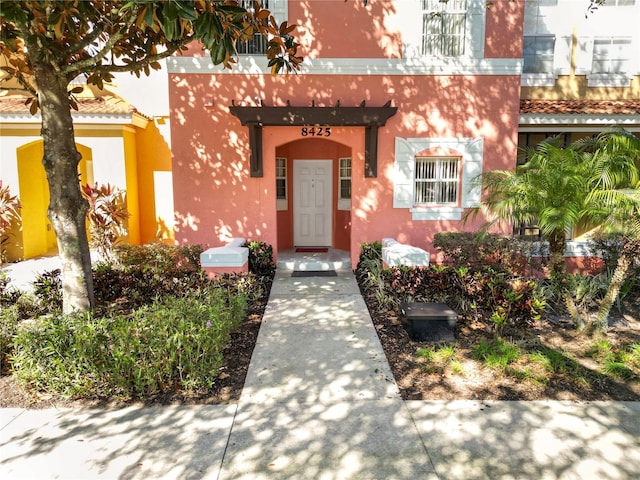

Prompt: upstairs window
xmin=237 ymin=0 xmax=270 ymax=55
xmin=600 ymin=0 xmax=635 ymax=5
xmin=523 ymin=35 xmax=555 ymax=73
xmin=237 ymin=1 xmax=287 ymax=55
xmin=414 ymin=157 xmax=459 ymax=206
xmin=592 ymin=37 xmax=632 ymax=74
xmin=421 ymin=0 xmax=468 ymax=57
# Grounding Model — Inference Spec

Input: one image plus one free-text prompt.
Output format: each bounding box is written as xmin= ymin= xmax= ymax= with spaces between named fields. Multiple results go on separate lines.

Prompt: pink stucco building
xmin=165 ymin=0 xmax=639 ymax=269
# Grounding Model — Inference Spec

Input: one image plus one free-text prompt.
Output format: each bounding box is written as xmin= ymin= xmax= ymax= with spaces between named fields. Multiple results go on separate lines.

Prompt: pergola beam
xmin=228 ymin=101 xmax=397 ymax=177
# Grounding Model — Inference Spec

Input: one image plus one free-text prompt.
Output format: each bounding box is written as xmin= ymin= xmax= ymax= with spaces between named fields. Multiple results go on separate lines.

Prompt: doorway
xmin=293 ymin=159 xmax=332 ymax=246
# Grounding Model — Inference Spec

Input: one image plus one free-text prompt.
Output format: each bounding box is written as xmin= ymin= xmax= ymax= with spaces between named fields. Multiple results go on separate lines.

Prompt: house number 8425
xmin=301 ymin=126 xmax=331 ymax=137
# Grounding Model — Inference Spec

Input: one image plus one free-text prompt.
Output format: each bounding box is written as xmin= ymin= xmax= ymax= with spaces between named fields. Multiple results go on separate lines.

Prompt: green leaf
xmin=175 ymin=1 xmax=198 ymax=21
xmin=163 ymin=1 xmax=178 ymax=21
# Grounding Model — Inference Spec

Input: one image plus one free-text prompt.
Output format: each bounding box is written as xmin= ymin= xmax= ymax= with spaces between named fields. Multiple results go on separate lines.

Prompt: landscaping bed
xmin=2 ymin=238 xmax=639 ymax=407
xmin=0 ymin=242 xmax=274 ymax=409
xmin=365 ymin=292 xmax=640 ymax=401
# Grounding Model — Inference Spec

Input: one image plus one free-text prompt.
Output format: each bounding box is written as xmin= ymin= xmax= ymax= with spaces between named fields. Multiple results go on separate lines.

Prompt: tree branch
xmin=82 ymin=41 xmax=191 ymax=75
xmin=60 ymin=9 xmax=138 ymax=77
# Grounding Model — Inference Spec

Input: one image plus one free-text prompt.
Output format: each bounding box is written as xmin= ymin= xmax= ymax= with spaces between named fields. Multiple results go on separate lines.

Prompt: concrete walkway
xmin=1 ymin=252 xmax=639 ymax=479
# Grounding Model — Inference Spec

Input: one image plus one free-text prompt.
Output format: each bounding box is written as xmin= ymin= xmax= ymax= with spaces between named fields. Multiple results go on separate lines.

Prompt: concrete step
xmin=276 ymin=249 xmax=351 ymax=272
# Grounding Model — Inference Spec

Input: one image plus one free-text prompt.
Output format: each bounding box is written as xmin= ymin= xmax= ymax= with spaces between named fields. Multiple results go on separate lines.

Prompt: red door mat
xmin=295 ymin=247 xmax=328 ymax=253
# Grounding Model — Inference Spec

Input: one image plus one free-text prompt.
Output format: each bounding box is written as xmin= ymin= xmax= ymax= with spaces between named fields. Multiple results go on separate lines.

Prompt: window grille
xmin=421 ymin=0 xmax=467 ymax=56
xmin=276 ymin=157 xmax=287 ymax=200
xmin=237 ymin=0 xmax=269 ymax=55
xmin=339 ymin=158 xmax=351 ymax=200
xmin=414 ymin=157 xmax=459 ymax=205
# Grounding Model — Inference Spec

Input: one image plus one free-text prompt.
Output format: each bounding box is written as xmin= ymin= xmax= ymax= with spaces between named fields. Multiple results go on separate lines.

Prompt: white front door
xmin=293 ymin=159 xmax=332 ymax=246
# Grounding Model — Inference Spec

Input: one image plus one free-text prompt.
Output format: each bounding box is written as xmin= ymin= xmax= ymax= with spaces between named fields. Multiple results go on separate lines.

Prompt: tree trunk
xmin=34 ymin=65 xmax=94 ymax=313
xmin=590 ymin=248 xmax=634 ymax=334
xmin=547 ymin=232 xmax=584 ymax=329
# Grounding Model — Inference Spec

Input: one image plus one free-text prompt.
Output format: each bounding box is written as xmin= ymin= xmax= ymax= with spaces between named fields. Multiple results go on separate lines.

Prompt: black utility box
xmin=401 ymin=302 xmax=457 ymax=342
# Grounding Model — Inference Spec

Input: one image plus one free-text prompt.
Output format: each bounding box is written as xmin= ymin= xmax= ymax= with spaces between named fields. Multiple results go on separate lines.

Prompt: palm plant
xmin=575 ymin=128 xmax=640 ymax=333
xmin=470 ymin=129 xmax=640 ymax=333
xmin=467 ymin=136 xmax=588 ymax=328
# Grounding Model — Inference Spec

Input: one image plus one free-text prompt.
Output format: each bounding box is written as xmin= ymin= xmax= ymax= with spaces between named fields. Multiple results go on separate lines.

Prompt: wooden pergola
xmin=228 ymin=101 xmax=397 ymax=177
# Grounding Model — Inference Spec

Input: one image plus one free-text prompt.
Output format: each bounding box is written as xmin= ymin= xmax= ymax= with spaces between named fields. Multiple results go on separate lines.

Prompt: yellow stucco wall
xmin=123 ymin=127 xmax=141 ymax=245
xmin=521 ymin=75 xmax=640 ymax=100
xmin=135 ymin=116 xmax=174 ymax=244
xmin=2 ymin=118 xmax=174 ymax=260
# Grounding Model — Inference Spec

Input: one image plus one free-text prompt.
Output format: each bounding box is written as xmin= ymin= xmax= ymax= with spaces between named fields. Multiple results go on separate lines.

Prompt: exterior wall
xmin=123 ymin=127 xmax=141 ymax=245
xmin=0 ymin=120 xmax=173 ymax=260
xmin=521 ymin=75 xmax=640 ymax=101
xmin=521 ymin=0 xmax=640 ymax=99
xmin=290 ymin=0 xmax=402 ymax=59
xmin=136 ymin=117 xmax=175 ymax=243
xmin=168 ymin=0 xmax=524 ymax=267
xmin=484 ymin=0 xmax=525 ymax=58
xmin=169 ymin=73 xmax=521 ymax=264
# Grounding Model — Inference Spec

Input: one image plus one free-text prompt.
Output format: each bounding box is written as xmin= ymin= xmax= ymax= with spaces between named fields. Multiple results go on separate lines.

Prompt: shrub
xmin=358 ymin=262 xmax=544 ymax=333
xmin=82 ymin=183 xmax=130 ymax=262
xmin=245 ymin=240 xmax=275 ymax=278
xmin=32 ymin=269 xmax=63 ymax=313
xmin=11 ymin=286 xmax=247 ymax=398
xmin=114 ymin=243 xmax=204 ymax=272
xmin=0 ymin=181 xmax=21 ymax=264
xmin=0 ymin=304 xmax=20 ymax=370
xmin=433 ymin=232 xmax=532 ymax=276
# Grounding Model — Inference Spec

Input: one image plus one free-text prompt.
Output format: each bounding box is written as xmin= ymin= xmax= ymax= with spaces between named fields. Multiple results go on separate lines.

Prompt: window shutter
xmin=393 ymin=137 xmax=415 ymax=208
xmin=461 ymin=137 xmax=483 ymax=208
xmin=554 ymin=36 xmax=572 ymax=74
xmin=574 ymin=37 xmax=594 ymax=75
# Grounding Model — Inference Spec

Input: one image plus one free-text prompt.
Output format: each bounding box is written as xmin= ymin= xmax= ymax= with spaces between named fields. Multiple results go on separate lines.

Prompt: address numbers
xmin=301 ymin=126 xmax=331 ymax=137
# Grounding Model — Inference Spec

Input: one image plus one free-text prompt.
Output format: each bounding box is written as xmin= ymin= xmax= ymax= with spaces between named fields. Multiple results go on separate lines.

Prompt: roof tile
xmin=520 ymin=99 xmax=640 ymax=115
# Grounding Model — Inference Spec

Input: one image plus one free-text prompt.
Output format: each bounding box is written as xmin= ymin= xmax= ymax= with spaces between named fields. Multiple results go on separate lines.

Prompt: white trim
xmin=337 ymin=199 xmax=351 ymax=211
xmin=521 ymin=73 xmax=558 ymax=87
xmin=275 ymin=156 xmax=287 ymax=212
xmin=519 ymin=114 xmax=640 ymax=126
xmin=401 ymin=0 xmax=486 ymax=60
xmin=167 ymin=56 xmax=522 ymax=76
xmin=586 ymin=73 xmax=634 ymax=87
xmin=393 ymin=136 xmax=484 ymax=221
xmin=0 ymin=113 xmax=135 ymax=124
xmin=410 ymin=207 xmax=463 ymax=221
xmin=522 ymin=241 xmax=601 ymax=258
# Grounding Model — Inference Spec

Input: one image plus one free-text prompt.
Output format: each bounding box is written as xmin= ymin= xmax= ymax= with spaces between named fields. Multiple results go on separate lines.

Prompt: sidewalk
xmin=1 ymin=252 xmax=639 ymax=479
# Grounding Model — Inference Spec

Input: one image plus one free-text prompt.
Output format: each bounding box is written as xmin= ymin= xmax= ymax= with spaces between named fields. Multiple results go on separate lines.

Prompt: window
xmin=414 ymin=157 xmax=459 ymax=205
xmin=237 ymin=0 xmax=269 ymax=55
xmin=421 ymin=0 xmax=468 ymax=56
xmin=338 ymin=157 xmax=351 ymax=211
xmin=600 ymin=0 xmax=635 ymax=6
xmin=236 ymin=1 xmax=287 ymax=55
xmin=517 ymin=132 xmax=570 ymax=165
xmin=522 ymin=0 xmax=560 ymax=83
xmin=276 ymin=157 xmax=287 ymax=210
xmin=393 ymin=137 xmax=484 ymax=221
xmin=523 ymin=35 xmax=555 ymax=73
xmin=591 ymin=37 xmax=632 ymax=74
xmin=339 ymin=158 xmax=351 ymax=199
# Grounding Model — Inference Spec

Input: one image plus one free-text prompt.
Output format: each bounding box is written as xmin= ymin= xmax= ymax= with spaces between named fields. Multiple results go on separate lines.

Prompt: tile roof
xmin=0 ymin=95 xmax=135 ymax=115
xmin=520 ymin=99 xmax=640 ymax=115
